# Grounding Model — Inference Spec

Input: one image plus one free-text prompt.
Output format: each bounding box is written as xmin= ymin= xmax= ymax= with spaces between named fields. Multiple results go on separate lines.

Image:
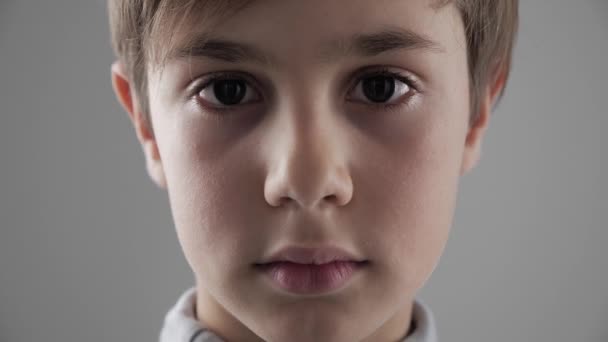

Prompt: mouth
xmin=252 ymin=245 xmax=369 ymax=294
xmin=254 ymin=260 xmax=370 ymax=267
xmin=253 ymin=260 xmax=369 ymax=295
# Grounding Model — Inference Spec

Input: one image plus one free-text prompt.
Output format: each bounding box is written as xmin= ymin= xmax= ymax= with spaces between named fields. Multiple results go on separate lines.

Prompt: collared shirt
xmin=159 ymin=287 xmax=438 ymax=342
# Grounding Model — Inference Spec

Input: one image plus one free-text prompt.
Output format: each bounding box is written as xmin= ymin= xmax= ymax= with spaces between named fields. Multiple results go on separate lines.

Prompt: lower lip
xmin=256 ymin=261 xmax=367 ymax=295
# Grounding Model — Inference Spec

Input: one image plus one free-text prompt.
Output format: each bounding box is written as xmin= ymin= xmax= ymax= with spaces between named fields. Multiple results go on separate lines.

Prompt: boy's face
xmin=113 ymin=0 xmax=497 ymax=341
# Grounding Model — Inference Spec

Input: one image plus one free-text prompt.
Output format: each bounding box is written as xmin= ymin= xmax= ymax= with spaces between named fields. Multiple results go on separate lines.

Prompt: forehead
xmin=150 ymin=0 xmax=462 ymax=71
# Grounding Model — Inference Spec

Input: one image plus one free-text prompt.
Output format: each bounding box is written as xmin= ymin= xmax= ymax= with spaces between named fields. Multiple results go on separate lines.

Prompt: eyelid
xmin=346 ymin=66 xmax=421 ymax=95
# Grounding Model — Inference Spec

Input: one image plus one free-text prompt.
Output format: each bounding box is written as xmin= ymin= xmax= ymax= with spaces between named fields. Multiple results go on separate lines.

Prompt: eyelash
xmin=190 ymin=67 xmax=420 ymax=117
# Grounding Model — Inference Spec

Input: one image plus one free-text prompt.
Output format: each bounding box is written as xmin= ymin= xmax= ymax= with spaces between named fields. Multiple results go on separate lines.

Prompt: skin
xmin=111 ymin=1 xmax=506 ymax=341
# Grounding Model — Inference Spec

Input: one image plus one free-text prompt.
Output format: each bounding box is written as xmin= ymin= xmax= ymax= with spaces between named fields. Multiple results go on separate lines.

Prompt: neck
xmin=361 ymin=299 xmax=415 ymax=342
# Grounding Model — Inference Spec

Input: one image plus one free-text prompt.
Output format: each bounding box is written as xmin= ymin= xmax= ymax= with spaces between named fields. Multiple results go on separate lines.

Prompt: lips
xmin=254 ymin=246 xmax=369 ymax=295
xmin=255 ymin=245 xmax=368 ymax=266
xmin=256 ymin=260 xmax=366 ymax=295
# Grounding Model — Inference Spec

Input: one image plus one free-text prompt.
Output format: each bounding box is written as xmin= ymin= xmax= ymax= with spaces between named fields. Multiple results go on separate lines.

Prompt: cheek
xmin=153 ymin=116 xmax=262 ymax=276
xmin=356 ymin=98 xmax=468 ymax=290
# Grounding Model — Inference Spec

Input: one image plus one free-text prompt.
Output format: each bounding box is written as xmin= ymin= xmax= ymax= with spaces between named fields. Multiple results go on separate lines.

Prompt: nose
xmin=263 ymin=107 xmax=353 ymax=211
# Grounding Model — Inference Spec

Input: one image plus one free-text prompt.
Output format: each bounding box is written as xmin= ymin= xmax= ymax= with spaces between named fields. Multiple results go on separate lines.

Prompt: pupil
xmin=214 ymin=80 xmax=246 ymax=105
xmin=362 ymin=76 xmax=395 ymax=103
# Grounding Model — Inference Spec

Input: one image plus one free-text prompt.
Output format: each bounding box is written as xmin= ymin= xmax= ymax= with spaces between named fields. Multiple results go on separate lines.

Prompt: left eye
xmin=350 ymin=74 xmax=412 ymax=105
xmin=198 ymin=78 xmax=260 ymax=107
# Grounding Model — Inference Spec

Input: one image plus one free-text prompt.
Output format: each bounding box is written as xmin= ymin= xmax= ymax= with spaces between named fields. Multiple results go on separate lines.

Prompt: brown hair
xmin=108 ymin=0 xmax=518 ymax=133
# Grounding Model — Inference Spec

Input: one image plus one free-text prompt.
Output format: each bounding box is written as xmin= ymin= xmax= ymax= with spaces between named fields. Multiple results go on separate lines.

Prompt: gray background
xmin=1 ymin=1 xmax=606 ymax=341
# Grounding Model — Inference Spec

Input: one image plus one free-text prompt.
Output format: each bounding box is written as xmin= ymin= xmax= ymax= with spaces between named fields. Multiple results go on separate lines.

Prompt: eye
xmin=348 ymin=70 xmax=415 ymax=106
xmin=195 ymin=74 xmax=261 ymax=108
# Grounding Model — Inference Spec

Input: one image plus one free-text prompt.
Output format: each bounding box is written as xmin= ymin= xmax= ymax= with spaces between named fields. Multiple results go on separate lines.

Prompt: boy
xmin=108 ymin=1 xmax=518 ymax=341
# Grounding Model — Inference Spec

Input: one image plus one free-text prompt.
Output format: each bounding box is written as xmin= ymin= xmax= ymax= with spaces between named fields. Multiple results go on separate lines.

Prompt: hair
xmin=108 ymin=0 xmax=518 ymax=135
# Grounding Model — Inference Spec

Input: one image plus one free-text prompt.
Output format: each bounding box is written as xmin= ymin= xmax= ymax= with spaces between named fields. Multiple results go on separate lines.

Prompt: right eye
xmin=195 ymin=74 xmax=261 ymax=108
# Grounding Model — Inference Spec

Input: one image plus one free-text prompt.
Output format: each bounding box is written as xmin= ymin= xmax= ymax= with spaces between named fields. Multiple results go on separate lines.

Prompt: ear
xmin=460 ymin=68 xmax=507 ymax=176
xmin=111 ymin=61 xmax=167 ymax=189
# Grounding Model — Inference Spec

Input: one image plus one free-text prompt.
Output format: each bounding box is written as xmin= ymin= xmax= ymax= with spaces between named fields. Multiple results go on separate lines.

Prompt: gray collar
xmin=160 ymin=287 xmax=438 ymax=342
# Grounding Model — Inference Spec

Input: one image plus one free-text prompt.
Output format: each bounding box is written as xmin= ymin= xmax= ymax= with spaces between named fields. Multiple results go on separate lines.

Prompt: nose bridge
xmin=264 ymin=91 xmax=352 ymax=210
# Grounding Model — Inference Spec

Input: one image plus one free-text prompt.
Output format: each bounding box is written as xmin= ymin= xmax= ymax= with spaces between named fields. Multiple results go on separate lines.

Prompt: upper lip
xmin=256 ymin=246 xmax=367 ymax=265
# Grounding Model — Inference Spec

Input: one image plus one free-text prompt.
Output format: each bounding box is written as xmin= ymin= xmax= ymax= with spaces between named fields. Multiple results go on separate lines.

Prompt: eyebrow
xmin=168 ymin=26 xmax=444 ymax=65
xmin=321 ymin=27 xmax=445 ymax=61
